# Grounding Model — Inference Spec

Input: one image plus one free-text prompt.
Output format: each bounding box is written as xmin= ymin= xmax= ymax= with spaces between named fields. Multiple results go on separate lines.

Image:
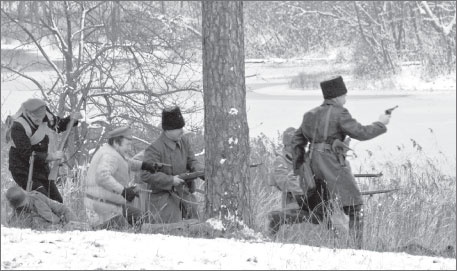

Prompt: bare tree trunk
xmin=202 ymin=1 xmax=251 ymax=227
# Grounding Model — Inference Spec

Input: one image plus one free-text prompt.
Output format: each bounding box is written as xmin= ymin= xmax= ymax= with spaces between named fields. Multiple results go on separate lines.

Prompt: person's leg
xmin=343 ymin=204 xmax=364 ymax=249
xmin=47 ymin=180 xmax=63 ymax=203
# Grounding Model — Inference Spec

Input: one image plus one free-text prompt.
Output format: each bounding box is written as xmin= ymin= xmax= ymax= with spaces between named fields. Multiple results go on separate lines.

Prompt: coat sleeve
xmin=10 ymin=122 xmax=48 ymax=162
xmin=291 ymin=116 xmax=309 ymax=172
xmin=338 ymin=108 xmax=387 ymax=141
xmin=95 ymin=154 xmax=125 ymax=194
xmin=270 ymin=156 xmax=295 ymax=190
xmin=128 ymin=157 xmax=143 ymax=172
xmin=50 ymin=115 xmax=79 ymax=134
xmin=140 ymin=144 xmax=174 ymax=191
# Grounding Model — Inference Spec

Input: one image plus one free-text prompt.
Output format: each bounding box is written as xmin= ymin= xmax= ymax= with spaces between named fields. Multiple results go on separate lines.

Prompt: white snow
xmin=229 ymin=108 xmax=239 ymax=115
xmin=1 ymin=225 xmax=454 ymax=270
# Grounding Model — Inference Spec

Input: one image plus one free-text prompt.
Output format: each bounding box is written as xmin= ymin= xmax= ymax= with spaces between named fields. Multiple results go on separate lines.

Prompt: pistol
xmin=385 ymin=105 xmax=398 ymax=115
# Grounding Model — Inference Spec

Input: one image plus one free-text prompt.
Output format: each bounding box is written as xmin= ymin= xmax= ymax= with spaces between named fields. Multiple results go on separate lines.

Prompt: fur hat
xmin=5 ymin=186 xmax=27 ymax=209
xmin=320 ymin=76 xmax=348 ymax=99
xmin=162 ymin=106 xmax=185 ymax=130
xmin=282 ymin=127 xmax=296 ymax=146
xmin=106 ymin=126 xmax=133 ymax=139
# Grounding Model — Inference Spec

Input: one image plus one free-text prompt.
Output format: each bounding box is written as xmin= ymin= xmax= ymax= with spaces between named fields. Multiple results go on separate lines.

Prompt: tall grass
xmin=248 ymin=134 xmax=456 ymax=258
xmin=1 ymin=122 xmax=455 ymax=258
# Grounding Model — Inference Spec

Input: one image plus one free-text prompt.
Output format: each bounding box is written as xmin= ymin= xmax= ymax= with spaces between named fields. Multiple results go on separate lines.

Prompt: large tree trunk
xmin=201 ymin=1 xmax=251 ymax=228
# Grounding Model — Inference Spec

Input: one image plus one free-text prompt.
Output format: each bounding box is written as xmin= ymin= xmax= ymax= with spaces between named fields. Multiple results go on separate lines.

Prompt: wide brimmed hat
xmin=320 ymin=76 xmax=348 ymax=99
xmin=162 ymin=106 xmax=185 ymax=130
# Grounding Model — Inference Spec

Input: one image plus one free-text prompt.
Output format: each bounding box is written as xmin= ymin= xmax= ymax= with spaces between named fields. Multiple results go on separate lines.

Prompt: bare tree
xmin=1 ymin=1 xmax=203 ymax=165
xmin=202 ymin=1 xmax=252 ymax=227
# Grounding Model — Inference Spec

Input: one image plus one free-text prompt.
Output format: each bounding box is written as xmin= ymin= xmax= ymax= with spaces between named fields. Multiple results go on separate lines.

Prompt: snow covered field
xmin=1 ymin=225 xmax=455 ymax=270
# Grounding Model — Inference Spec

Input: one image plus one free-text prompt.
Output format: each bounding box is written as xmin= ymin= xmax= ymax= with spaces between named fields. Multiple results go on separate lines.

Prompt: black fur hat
xmin=162 ymin=106 xmax=185 ymax=130
xmin=320 ymin=76 xmax=348 ymax=99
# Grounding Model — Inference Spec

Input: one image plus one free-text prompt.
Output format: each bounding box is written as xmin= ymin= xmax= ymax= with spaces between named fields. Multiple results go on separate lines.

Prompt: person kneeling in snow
xmin=85 ymin=126 xmax=162 ymax=230
xmin=6 ymin=186 xmax=75 ymax=230
xmin=267 ymin=127 xmax=332 ymax=235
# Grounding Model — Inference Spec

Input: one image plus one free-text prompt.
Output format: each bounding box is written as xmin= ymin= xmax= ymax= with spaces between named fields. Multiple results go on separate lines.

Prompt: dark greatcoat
xmin=141 ymin=133 xmax=203 ymax=223
xmin=292 ymin=99 xmax=387 ymax=207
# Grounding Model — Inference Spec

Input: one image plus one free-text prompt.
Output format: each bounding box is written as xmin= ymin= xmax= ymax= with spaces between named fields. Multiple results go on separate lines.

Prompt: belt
xmin=85 ymin=193 xmax=124 ymax=207
xmin=310 ymin=143 xmax=332 ymax=151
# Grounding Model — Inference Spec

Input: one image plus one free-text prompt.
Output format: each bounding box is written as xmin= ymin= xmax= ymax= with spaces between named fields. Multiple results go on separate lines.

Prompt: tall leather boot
xmin=267 ymin=211 xmax=283 ymax=236
xmin=343 ymin=204 xmax=364 ymax=249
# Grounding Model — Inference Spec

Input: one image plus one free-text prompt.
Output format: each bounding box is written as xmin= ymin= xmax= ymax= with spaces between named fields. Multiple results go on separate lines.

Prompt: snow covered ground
xmin=1 ymin=225 xmax=455 ymax=270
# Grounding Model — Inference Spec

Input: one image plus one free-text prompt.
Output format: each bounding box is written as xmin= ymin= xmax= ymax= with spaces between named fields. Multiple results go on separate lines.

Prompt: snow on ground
xmin=1 ymin=225 xmax=455 ymax=270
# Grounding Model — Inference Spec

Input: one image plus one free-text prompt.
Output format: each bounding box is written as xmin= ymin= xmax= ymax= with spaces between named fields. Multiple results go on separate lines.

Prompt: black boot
xmin=267 ymin=211 xmax=283 ymax=236
xmin=343 ymin=204 xmax=364 ymax=249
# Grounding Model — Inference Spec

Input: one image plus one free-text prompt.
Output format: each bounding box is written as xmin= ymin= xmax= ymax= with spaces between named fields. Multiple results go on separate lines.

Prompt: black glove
xmin=121 ymin=186 xmax=138 ymax=202
xmin=141 ymin=161 xmax=161 ymax=173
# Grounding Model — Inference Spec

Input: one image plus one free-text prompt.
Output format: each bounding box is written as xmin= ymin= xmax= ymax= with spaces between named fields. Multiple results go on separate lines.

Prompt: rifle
xmin=49 ymin=93 xmax=87 ymax=182
xmin=361 ymin=188 xmax=399 ymax=196
xmin=178 ymin=171 xmax=205 ymax=181
xmin=26 ymin=151 xmax=36 ymax=192
xmin=177 ymin=162 xmax=262 ymax=181
xmin=354 ymin=172 xmax=383 ymax=178
xmin=385 ymin=105 xmax=399 ymax=115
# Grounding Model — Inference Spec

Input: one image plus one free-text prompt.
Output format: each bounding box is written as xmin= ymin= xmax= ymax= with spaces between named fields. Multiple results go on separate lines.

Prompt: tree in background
xmin=202 ymin=1 xmax=252 ymax=228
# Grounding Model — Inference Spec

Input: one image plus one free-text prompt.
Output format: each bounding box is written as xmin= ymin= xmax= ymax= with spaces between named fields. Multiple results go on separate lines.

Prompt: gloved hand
xmin=378 ymin=114 xmax=391 ymax=125
xmin=121 ymin=186 xmax=138 ymax=202
xmin=141 ymin=161 xmax=161 ymax=173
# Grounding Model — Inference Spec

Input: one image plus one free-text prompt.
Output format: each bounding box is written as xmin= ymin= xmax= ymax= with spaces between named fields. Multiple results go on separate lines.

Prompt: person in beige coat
xmin=84 ymin=126 xmax=161 ymax=230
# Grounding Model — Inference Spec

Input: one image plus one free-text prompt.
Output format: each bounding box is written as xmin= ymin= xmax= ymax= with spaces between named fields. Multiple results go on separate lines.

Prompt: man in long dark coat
xmin=292 ymin=76 xmax=391 ymax=248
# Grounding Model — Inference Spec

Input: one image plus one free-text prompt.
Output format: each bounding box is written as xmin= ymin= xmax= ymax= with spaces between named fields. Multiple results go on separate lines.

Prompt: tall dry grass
xmin=248 ymin=134 xmax=456 ymax=258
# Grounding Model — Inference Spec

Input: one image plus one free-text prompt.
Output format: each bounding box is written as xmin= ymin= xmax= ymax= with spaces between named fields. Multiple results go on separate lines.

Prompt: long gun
xmin=177 ymin=163 xmax=262 ymax=181
xmin=361 ymin=188 xmax=399 ymax=196
xmin=26 ymin=151 xmax=36 ymax=191
xmin=385 ymin=105 xmax=399 ymax=115
xmin=354 ymin=172 xmax=383 ymax=178
xmin=49 ymin=92 xmax=87 ymax=182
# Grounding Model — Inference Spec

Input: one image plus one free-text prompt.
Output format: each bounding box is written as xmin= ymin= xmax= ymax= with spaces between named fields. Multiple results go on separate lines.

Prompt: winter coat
xmin=8 ymin=191 xmax=75 ymax=230
xmin=269 ymin=151 xmax=303 ymax=209
xmin=84 ymin=143 xmax=143 ymax=226
xmin=8 ymin=112 xmax=76 ymax=187
xmin=141 ymin=133 xmax=203 ymax=223
xmin=292 ymin=99 xmax=387 ymax=206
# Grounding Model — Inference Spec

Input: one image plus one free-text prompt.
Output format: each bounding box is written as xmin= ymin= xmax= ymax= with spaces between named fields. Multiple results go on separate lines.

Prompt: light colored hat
xmin=23 ymin=98 xmax=46 ymax=112
xmin=5 ymin=186 xmax=27 ymax=209
xmin=106 ymin=126 xmax=133 ymax=139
